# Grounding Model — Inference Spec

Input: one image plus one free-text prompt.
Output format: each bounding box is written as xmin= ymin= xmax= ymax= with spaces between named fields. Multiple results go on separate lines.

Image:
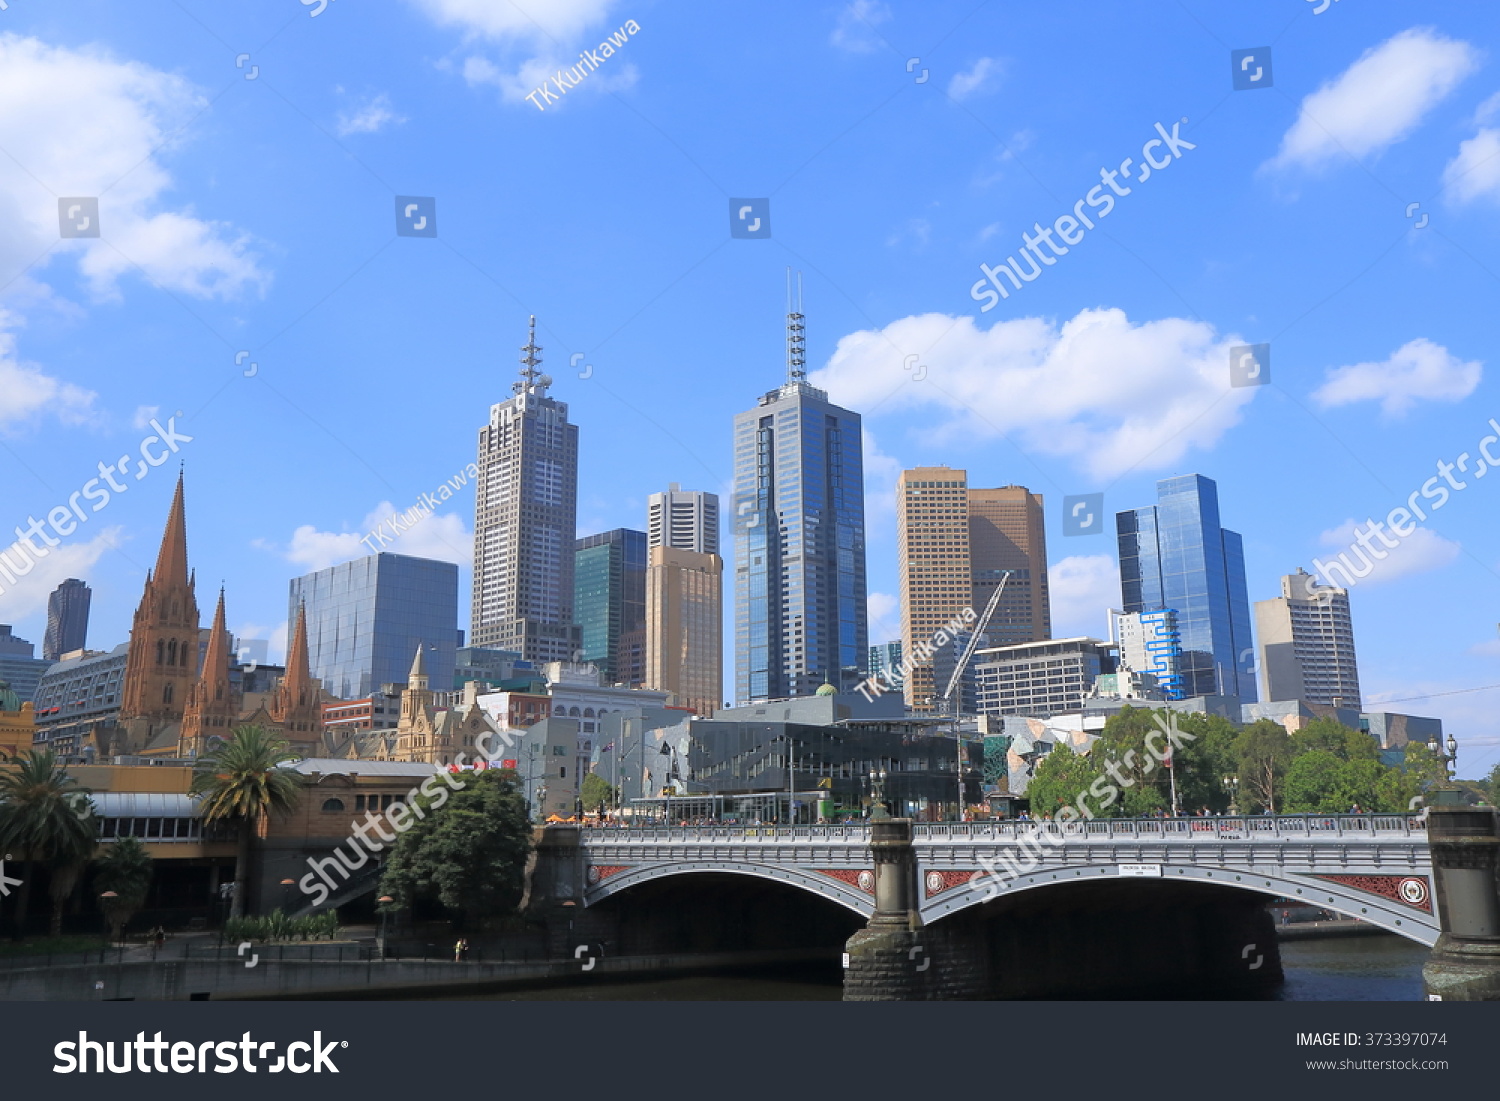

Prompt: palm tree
xmin=94 ymin=836 xmax=153 ymax=943
xmin=0 ymin=750 xmax=95 ymax=940
xmin=192 ymin=726 xmax=303 ymax=918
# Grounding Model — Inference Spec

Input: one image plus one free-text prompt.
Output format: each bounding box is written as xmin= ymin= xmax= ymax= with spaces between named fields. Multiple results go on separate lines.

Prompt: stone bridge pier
xmin=1423 ymin=805 xmax=1500 ymax=1001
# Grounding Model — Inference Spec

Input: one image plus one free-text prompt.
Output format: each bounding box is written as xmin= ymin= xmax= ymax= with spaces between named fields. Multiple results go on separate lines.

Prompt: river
xmin=457 ymin=934 xmax=1428 ymax=1001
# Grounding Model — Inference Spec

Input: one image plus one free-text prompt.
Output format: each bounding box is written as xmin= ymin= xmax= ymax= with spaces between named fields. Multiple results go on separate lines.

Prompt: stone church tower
xmin=178 ymin=588 xmax=240 ymax=757
xmin=268 ymin=603 xmax=323 ymax=752
xmin=119 ymin=474 xmax=200 ymax=750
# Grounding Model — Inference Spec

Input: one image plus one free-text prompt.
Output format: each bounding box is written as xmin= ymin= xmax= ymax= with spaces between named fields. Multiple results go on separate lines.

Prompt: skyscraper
xmin=0 ymin=625 xmax=50 ymax=703
xmin=1110 ymin=608 xmax=1185 ymax=699
xmin=647 ymin=483 xmax=719 ymax=555
xmin=574 ymin=528 xmax=647 ymax=686
xmin=289 ymin=552 xmax=458 ymax=701
xmin=644 ymin=483 xmax=722 ymax=715
xmin=733 ymin=287 xmax=868 ymax=702
xmin=471 ymin=317 xmax=581 ymax=664
xmin=1116 ymin=474 xmax=1256 ymax=701
xmin=897 ymin=467 xmax=1050 ymax=711
xmin=43 ymin=578 xmax=91 ymax=661
xmin=1255 ymin=567 xmax=1361 ymax=708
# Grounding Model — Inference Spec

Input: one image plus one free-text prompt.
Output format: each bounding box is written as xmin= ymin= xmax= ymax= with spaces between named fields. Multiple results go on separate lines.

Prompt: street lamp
xmin=377 ymin=895 xmax=394 ymax=959
xmin=99 ymin=891 xmax=118 ymax=945
xmin=868 ymin=768 xmax=890 ymax=821
xmin=279 ymin=878 xmax=295 ymax=912
xmin=1222 ymin=775 xmax=1240 ymax=817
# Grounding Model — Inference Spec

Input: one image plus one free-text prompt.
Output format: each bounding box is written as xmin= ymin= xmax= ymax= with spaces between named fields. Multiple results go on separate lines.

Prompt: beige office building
xmin=898 ymin=468 xmax=1050 ymax=713
xmin=1255 ymin=568 xmax=1361 ymax=708
xmin=645 ymin=546 xmax=722 ymax=717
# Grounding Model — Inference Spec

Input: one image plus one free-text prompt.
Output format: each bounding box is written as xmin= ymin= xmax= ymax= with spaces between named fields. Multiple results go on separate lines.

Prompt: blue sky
xmin=1 ymin=0 xmax=1499 ymax=776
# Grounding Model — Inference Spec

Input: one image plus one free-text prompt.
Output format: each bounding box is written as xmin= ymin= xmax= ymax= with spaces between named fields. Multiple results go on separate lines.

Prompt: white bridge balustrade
xmin=575 ymin=814 xmax=1440 ymax=945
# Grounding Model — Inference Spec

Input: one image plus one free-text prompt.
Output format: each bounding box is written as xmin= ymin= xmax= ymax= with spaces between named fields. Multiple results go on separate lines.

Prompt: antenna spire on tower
xmin=785 ymin=269 xmax=805 ymax=384
xmin=515 ymin=314 xmax=547 ymax=394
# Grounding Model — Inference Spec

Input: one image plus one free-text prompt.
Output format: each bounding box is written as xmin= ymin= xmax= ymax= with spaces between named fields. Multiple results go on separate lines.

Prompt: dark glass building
xmin=574 ymin=528 xmax=647 ymax=686
xmin=43 ymin=578 xmax=91 ymax=662
xmin=1116 ymin=474 xmax=1256 ymax=701
xmin=289 ymin=553 xmax=458 ymax=701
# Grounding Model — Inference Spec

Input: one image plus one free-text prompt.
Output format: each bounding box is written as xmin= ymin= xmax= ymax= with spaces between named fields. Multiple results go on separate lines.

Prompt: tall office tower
xmin=897 ymin=468 xmax=1051 ymax=711
xmin=43 ymin=578 xmax=91 ymax=661
xmin=968 ymin=484 xmax=1050 ymax=645
xmin=645 ymin=483 xmax=722 ymax=714
xmin=1110 ymin=608 xmax=1185 ymax=699
xmin=470 ymin=317 xmax=581 ymax=664
xmin=1116 ymin=474 xmax=1257 ymax=701
xmin=289 ymin=552 xmax=458 ymax=701
xmin=898 ymin=467 xmax=973 ymax=711
xmin=574 ymin=528 xmax=647 ymax=686
xmin=645 ymin=546 xmax=722 ymax=716
xmin=120 ymin=474 xmax=200 ymax=724
xmin=733 ymin=283 xmax=868 ymax=702
xmin=648 ymin=483 xmax=720 ymax=555
xmin=0 ymin=625 xmax=50 ymax=703
xmin=1255 ymin=567 xmax=1361 ymax=708
xmin=868 ymin=640 xmax=902 ymax=680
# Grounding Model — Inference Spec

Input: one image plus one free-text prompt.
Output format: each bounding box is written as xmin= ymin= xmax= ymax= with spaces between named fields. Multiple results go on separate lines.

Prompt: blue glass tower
xmin=733 ymin=292 xmax=868 ymax=703
xmin=574 ymin=528 xmax=647 ymax=686
xmin=1116 ymin=474 xmax=1256 ymax=702
xmin=289 ymin=552 xmax=458 ymax=701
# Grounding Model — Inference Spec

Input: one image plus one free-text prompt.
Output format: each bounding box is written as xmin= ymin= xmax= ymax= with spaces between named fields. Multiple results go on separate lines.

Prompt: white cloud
xmin=409 ymin=0 xmax=623 ymax=42
xmin=867 ymin=592 xmax=900 ymax=642
xmin=1311 ymin=338 xmax=1481 ymax=417
xmin=1442 ymin=126 xmax=1500 ymax=204
xmin=274 ymin=501 xmax=473 ymax=573
xmin=1314 ymin=519 xmax=1460 ymax=587
xmin=1268 ymin=28 xmax=1478 ymax=173
xmin=0 ymin=316 xmax=98 ymax=435
xmin=0 ymin=527 xmax=121 ymax=622
xmin=831 ymin=0 xmax=891 ymax=54
xmin=0 ymin=34 xmax=268 ymax=301
xmin=131 ymin=404 xmax=159 ymax=431
xmin=948 ymin=57 xmax=1002 ymax=101
xmin=1047 ymin=555 xmax=1119 ymax=639
xmin=861 ymin=430 xmax=902 ymax=533
xmin=336 ymin=93 xmax=405 ymax=137
xmin=809 ymin=308 xmax=1256 ymax=481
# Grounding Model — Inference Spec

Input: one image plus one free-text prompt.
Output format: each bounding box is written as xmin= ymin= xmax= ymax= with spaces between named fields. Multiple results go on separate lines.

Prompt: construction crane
xmin=939 ymin=571 xmax=1011 ymax=821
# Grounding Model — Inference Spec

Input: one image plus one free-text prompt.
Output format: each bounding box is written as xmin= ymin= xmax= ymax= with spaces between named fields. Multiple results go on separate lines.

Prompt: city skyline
xmin=0 ymin=2 xmax=1494 ymax=771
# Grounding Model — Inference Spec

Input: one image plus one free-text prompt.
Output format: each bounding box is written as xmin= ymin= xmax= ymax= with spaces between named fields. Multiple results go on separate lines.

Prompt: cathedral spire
xmin=284 ymin=602 xmax=311 ymax=694
xmin=153 ymin=472 xmax=191 ymax=588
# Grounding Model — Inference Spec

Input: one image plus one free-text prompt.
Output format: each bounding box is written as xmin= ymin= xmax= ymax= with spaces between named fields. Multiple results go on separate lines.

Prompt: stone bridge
xmin=523 ymin=807 xmax=1500 ymax=1000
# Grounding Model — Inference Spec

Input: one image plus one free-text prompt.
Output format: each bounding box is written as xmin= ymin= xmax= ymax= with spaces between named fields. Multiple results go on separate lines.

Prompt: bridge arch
xmin=919 ymin=862 xmax=1438 ymax=945
xmin=585 ymin=860 xmax=875 ymax=918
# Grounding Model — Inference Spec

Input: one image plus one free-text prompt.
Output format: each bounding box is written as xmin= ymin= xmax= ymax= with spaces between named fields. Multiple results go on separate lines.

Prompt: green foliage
xmin=225 ymin=908 xmax=339 ymax=943
xmin=1487 ymin=762 xmax=1500 ymax=806
xmin=1232 ymin=720 xmax=1293 ymax=813
xmin=1401 ymin=741 xmax=1449 ymax=790
xmin=94 ymin=837 xmax=153 ymax=942
xmin=580 ymin=772 xmax=615 ymax=812
xmin=378 ymin=770 xmax=532 ymax=929
xmin=1024 ymin=745 xmax=1100 ymax=819
xmin=1291 ymin=717 xmax=1378 ymax=762
xmin=1283 ymin=751 xmax=1408 ymax=813
xmin=1172 ymin=713 xmax=1240 ymax=813
xmin=0 ymin=750 xmax=96 ymax=938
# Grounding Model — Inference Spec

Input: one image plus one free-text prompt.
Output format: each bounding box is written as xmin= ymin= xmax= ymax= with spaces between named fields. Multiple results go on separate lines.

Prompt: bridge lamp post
xmin=868 ymin=768 xmax=890 ymax=821
xmin=1222 ymin=775 xmax=1240 ymax=816
xmin=1428 ymin=735 xmax=1459 ymax=783
xmin=377 ymin=895 xmax=394 ymax=960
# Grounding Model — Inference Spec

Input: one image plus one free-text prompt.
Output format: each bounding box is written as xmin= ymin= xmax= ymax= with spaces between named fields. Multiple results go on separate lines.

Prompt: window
xmin=553 ymin=745 xmax=566 ymax=755
xmin=321 ymin=798 xmax=346 ymax=812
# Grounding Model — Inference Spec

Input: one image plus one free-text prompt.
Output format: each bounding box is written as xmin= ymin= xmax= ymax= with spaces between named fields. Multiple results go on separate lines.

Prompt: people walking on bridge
xmin=454 ymin=937 xmax=469 ymax=963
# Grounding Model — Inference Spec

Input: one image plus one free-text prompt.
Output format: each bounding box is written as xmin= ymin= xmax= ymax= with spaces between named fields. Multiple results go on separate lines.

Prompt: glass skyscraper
xmin=43 ymin=578 xmax=91 ymax=662
xmin=1116 ymin=474 xmax=1256 ymax=702
xmin=574 ymin=528 xmax=647 ymax=686
xmin=289 ymin=552 xmax=458 ymax=701
xmin=733 ymin=297 xmax=868 ymax=703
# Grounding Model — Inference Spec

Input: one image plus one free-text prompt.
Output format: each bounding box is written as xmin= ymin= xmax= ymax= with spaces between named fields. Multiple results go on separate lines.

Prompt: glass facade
xmin=1116 ymin=475 xmax=1256 ymax=701
xmin=733 ymin=381 xmax=868 ymax=703
xmin=289 ymin=553 xmax=458 ymax=701
xmin=574 ymin=528 xmax=646 ymax=685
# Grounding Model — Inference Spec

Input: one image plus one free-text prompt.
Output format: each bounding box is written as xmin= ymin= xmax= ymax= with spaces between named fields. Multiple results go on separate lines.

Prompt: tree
xmin=1172 ymin=713 xmax=1241 ymax=814
xmin=379 ymin=770 xmax=532 ymax=929
xmin=1291 ymin=717 xmax=1378 ymax=762
xmin=1401 ymin=741 xmax=1449 ymax=795
xmin=0 ymin=750 xmax=95 ymax=939
xmin=1487 ymin=762 xmax=1500 ymax=806
xmin=94 ymin=837 xmax=153 ymax=943
xmin=1283 ymin=752 xmax=1395 ymax=813
xmin=1022 ymin=745 xmax=1101 ymax=820
xmin=580 ymin=772 xmax=615 ymax=813
xmin=191 ymin=726 xmax=304 ymax=918
xmin=1234 ymin=720 xmax=1293 ymax=813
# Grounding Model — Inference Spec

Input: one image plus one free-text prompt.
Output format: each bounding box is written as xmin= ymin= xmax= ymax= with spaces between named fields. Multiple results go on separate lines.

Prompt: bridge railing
xmin=913 ymin=814 xmax=1425 ymax=841
xmin=580 ymin=824 xmax=872 ymax=843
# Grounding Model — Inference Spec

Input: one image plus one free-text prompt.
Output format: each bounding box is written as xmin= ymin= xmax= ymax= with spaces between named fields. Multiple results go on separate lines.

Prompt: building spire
xmin=786 ymin=268 xmax=805 ymax=384
xmin=153 ymin=472 xmax=191 ymax=588
xmin=284 ymin=601 xmax=311 ymax=691
xmin=514 ymin=315 xmax=551 ymax=396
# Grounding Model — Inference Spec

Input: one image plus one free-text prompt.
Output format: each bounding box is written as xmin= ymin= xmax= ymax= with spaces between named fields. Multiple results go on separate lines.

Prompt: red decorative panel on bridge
xmin=817 ymin=869 xmax=876 ymax=895
xmin=924 ymin=870 xmax=976 ymax=898
xmin=1312 ymin=874 xmax=1432 ymax=912
xmin=586 ymin=865 xmax=631 ymax=885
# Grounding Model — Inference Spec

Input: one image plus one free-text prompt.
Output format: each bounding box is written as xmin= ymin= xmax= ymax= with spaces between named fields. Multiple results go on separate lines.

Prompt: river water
xmin=467 ymin=934 xmax=1429 ymax=1001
